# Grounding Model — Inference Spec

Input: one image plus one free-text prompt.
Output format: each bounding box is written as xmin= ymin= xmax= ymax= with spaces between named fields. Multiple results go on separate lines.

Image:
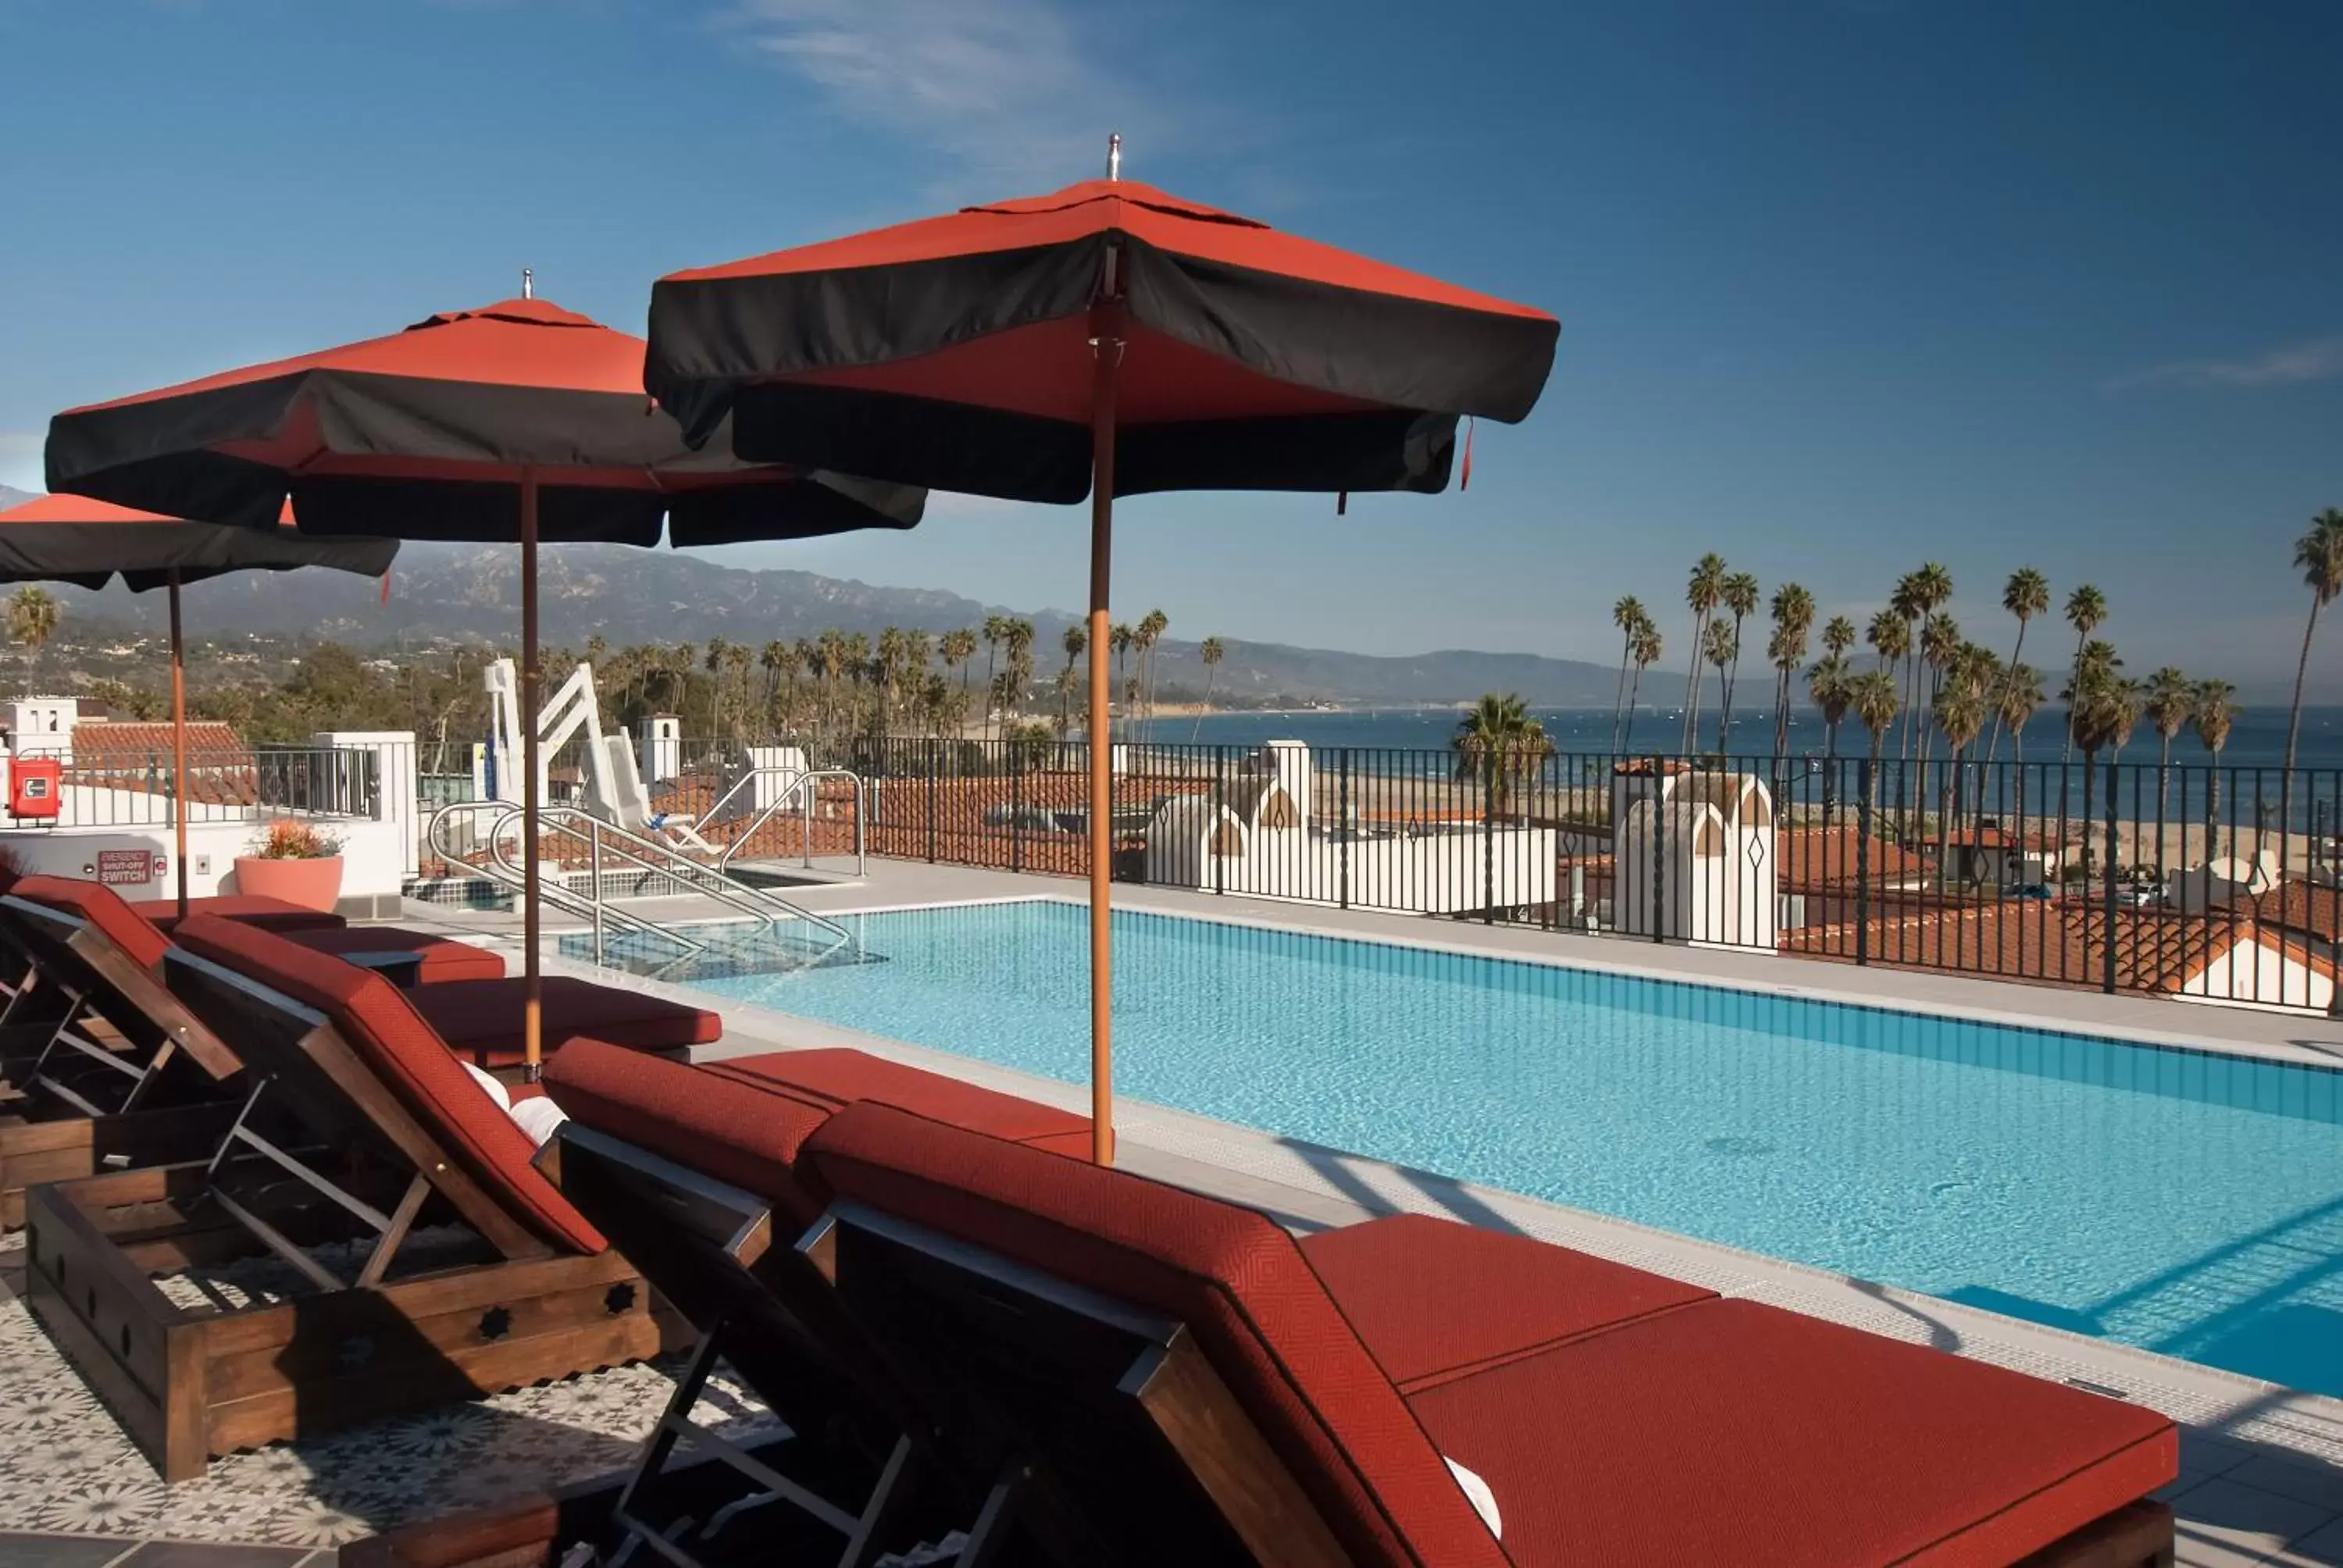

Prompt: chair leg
xmin=951 ymin=1466 xmax=1029 ymax=1568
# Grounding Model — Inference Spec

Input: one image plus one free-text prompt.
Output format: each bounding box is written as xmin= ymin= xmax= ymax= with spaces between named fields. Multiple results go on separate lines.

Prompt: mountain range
xmin=19 ymin=537 xmax=1675 ymax=709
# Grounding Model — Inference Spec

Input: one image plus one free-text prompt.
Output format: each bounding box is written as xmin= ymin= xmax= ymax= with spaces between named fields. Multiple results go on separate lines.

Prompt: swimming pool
xmin=578 ymin=899 xmax=2343 ymax=1396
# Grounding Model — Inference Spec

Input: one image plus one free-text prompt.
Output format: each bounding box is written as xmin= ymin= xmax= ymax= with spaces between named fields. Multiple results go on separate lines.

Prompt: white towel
xmin=1446 ymin=1456 xmax=1502 ymax=1539
xmin=462 ymin=1060 xmax=512 ymax=1111
xmin=509 ymin=1096 xmax=569 ymax=1148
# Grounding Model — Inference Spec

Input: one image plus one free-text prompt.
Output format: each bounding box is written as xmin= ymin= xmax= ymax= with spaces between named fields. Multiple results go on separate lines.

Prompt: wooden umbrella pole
xmin=519 ymin=470 xmax=544 ymax=1082
xmin=1086 ymin=288 xmax=1123 ymax=1168
xmin=169 ymin=569 xmax=189 ymax=921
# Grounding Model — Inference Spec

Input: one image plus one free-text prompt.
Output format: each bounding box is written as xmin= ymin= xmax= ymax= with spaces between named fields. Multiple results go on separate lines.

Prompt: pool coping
xmin=518 ymin=928 xmax=2343 ymax=1475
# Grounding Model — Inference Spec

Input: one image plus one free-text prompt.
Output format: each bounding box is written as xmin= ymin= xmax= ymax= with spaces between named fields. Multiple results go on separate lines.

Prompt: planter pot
xmin=233 ymin=856 xmax=344 ymax=913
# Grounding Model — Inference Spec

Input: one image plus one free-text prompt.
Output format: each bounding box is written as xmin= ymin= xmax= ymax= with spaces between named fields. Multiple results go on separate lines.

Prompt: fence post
xmin=1339 ymin=747 xmax=1352 ymax=911
xmin=925 ymin=739 xmax=937 ymax=863
xmin=1011 ymin=748 xmax=1025 ymax=874
xmin=1213 ymin=746 xmax=1226 ymax=896
xmin=1471 ymin=757 xmax=1489 ymax=925
xmin=1649 ymin=755 xmax=1666 ymax=943
xmin=1856 ymin=758 xmax=1872 ymax=967
xmin=2103 ymin=759 xmax=2119 ymax=995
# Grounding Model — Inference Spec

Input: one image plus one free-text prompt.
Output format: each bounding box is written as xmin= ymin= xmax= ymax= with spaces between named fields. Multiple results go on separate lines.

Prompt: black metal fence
xmin=829 ymin=736 xmax=2343 ymax=1013
xmin=14 ymin=743 xmax=383 ymax=829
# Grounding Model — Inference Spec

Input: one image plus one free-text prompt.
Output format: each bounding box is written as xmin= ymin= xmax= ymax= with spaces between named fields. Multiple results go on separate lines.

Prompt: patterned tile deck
xmin=0 ymin=1231 xmax=780 ymax=1555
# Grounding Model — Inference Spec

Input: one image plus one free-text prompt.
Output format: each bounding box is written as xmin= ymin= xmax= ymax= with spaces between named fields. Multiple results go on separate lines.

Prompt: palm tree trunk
xmin=2061 ymin=629 xmax=2086 ymax=767
xmin=1984 ymin=620 xmax=2027 ymax=770
xmin=2287 ymin=600 xmax=2321 ymax=777
xmin=1610 ymin=636 xmax=1632 ymax=752
xmin=1624 ymin=663 xmax=1643 ymax=750
xmin=1681 ymin=616 xmax=1706 ymax=753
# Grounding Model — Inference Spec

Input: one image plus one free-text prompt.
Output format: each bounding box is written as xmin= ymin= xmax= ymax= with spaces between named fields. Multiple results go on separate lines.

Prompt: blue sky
xmin=1 ymin=1 xmax=2337 ymax=697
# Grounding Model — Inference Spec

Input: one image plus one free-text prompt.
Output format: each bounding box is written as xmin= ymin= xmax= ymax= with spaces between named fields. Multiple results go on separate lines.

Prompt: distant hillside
xmin=27 ymin=539 xmax=1675 ymax=709
xmin=0 ymin=485 xmax=36 ymax=512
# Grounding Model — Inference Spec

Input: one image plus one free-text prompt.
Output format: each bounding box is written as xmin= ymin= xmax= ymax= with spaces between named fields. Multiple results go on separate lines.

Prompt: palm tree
xmin=1622 ymin=625 xmax=1662 ymax=750
xmin=1609 ymin=595 xmax=1646 ymax=751
xmin=1822 ymin=614 xmax=1856 ymax=661
xmin=1189 ymin=636 xmax=1225 ymax=742
xmin=2070 ymin=672 xmax=2139 ymax=873
xmin=1703 ymin=618 xmax=1737 ymax=752
xmin=2285 ymin=509 xmax=2343 ymax=779
xmin=1999 ymin=665 xmax=2045 ymax=759
xmin=1719 ymin=572 xmax=1760 ymax=747
xmin=1849 ymin=668 xmax=1901 ymax=824
xmin=1681 ymin=554 xmax=1727 ymax=752
xmin=1452 ymin=693 xmax=1553 ymax=821
xmin=2142 ymin=668 xmax=2195 ymax=822
xmin=1136 ymin=608 xmax=1168 ymax=739
xmin=1866 ymin=608 xmax=1908 ymax=673
xmin=1899 ymin=564 xmax=1952 ymax=783
xmin=1914 ymin=611 xmax=1962 ymax=818
xmin=1984 ymin=567 xmax=2049 ymax=769
xmin=701 ymin=637 xmax=729 ymax=737
xmin=1936 ymin=676 xmax=1990 ymax=873
xmin=2195 ymin=679 xmax=2237 ymax=858
xmin=724 ymin=642 xmax=753 ymax=739
xmin=979 ymin=615 xmax=1011 ymax=740
xmin=1059 ymin=623 xmax=1086 ymax=738
xmin=1002 ymin=620 xmax=1036 ymax=733
xmin=2059 ymin=584 xmax=2106 ymax=765
xmin=758 ymin=640 xmax=791 ymax=736
xmin=5 ymin=587 xmax=60 ymax=682
xmin=1108 ymin=622 xmax=1135 ymax=741
xmin=1767 ymin=583 xmax=1814 ymax=756
xmin=1809 ymin=654 xmax=1853 ymax=758
xmin=942 ymin=627 xmax=979 ymax=717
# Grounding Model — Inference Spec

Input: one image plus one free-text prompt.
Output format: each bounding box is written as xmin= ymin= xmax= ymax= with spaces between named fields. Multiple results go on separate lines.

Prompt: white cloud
xmin=2113 ymin=335 xmax=2343 ymax=390
xmin=718 ymin=0 xmax=1154 ymax=187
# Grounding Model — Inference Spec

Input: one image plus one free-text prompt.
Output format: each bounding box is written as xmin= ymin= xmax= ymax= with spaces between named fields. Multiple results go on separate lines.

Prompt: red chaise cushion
xmin=283 ymin=926 xmax=507 ymax=985
xmin=708 ymin=1049 xmax=1091 ymax=1153
xmin=16 ymin=875 xmax=172 ymax=971
xmin=1300 ymin=1213 xmax=1715 ymax=1392
xmin=1405 ymin=1296 xmax=2176 ymax=1568
xmin=410 ymin=977 xmax=719 ymax=1066
xmin=804 ymin=1102 xmax=1509 ymax=1568
xmin=133 ymin=893 xmax=347 ymax=935
xmin=546 ymin=1039 xmax=838 ymax=1230
xmin=169 ymin=914 xmax=604 ymax=1255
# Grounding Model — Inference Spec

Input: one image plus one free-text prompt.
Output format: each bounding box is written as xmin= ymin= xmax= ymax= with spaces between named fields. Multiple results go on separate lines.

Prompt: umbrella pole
xmin=519 ymin=469 xmax=544 ymax=1082
xmin=169 ymin=569 xmax=189 ymax=921
xmin=1086 ymin=295 xmax=1122 ymax=1167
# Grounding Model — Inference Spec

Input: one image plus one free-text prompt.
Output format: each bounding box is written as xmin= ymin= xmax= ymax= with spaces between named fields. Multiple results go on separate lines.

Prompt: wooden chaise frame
xmin=802 ymin=1199 xmax=2181 ymax=1568
xmin=530 ymin=1121 xmax=938 ymax=1568
xmin=24 ymin=946 xmax=681 ymax=1481
xmin=0 ymin=893 xmax=243 ymax=1228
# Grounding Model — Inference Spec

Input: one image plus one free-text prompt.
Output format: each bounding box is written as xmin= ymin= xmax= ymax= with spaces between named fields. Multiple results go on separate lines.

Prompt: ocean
xmin=1156 ymin=703 xmax=2343 ymax=775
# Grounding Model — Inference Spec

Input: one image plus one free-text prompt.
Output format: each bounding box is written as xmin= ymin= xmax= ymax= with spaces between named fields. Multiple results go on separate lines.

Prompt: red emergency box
xmin=10 ymin=757 xmax=62 ymax=818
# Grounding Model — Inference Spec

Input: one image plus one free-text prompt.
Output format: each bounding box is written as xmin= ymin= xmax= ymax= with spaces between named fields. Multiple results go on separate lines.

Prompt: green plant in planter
xmin=248 ymin=819 xmax=345 ymax=860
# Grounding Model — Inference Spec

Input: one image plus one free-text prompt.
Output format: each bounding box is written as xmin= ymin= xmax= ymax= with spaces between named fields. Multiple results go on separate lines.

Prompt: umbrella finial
xmin=521 ymin=267 xmax=534 ymax=301
xmin=1106 ymin=133 xmax=1122 ymax=181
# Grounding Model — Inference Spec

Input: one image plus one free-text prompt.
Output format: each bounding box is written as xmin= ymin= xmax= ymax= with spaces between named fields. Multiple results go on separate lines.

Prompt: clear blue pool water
xmin=582 ymin=899 xmax=2343 ymax=1395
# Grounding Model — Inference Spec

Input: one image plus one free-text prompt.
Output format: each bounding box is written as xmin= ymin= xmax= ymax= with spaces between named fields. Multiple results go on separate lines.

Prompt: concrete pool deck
xmin=5 ymin=857 xmax=2342 ymax=1564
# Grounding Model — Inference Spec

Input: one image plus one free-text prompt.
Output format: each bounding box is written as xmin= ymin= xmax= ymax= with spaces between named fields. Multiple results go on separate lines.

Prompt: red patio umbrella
xmin=0 ymin=493 xmax=396 ymax=918
xmin=645 ymin=142 xmax=1557 ymax=1163
xmin=47 ymin=287 xmax=925 ymax=1077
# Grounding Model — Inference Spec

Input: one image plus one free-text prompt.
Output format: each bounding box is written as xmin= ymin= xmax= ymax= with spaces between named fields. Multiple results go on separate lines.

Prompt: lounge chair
xmin=0 ymin=875 xmax=516 ymax=1224
xmin=789 ymin=1103 xmax=2178 ymax=1568
xmin=23 ymin=914 xmax=687 ymax=1480
xmin=354 ymin=1039 xmax=1093 ymax=1566
xmin=0 ymin=889 xmax=248 ymax=1227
